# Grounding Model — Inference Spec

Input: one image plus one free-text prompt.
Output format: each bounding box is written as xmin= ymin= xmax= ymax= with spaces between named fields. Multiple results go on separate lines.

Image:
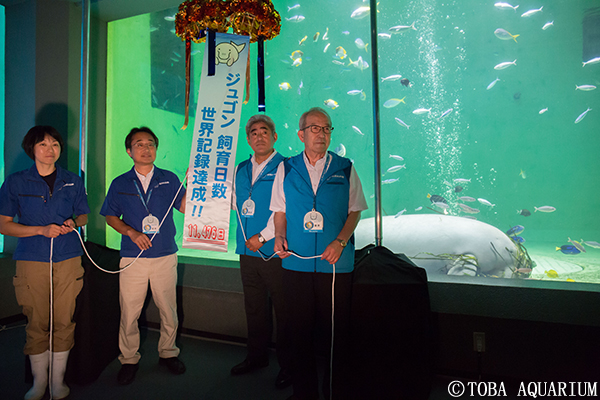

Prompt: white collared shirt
xmin=134 ymin=165 xmax=155 ymax=193
xmin=232 ymin=150 xmax=279 ymax=241
xmin=270 ymin=151 xmax=367 ymax=214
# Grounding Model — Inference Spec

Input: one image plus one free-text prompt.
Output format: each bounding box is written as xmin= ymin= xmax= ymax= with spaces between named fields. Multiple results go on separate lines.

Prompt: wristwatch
xmin=258 ymin=233 xmax=266 ymax=243
xmin=336 ymin=238 xmax=347 ymax=247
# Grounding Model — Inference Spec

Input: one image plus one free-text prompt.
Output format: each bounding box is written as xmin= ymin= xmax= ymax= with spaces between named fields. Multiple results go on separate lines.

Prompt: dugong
xmin=354 ymin=215 xmax=532 ymax=278
xmin=215 ymin=41 xmax=246 ymax=67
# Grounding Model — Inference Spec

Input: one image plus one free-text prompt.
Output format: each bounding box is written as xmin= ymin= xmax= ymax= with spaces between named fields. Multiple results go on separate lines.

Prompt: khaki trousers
xmin=118 ymin=253 xmax=180 ymax=364
xmin=13 ymin=257 xmax=84 ymax=355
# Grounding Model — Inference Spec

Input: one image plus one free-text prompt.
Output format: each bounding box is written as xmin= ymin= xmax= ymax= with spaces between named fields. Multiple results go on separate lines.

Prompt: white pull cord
xmin=49 ymin=237 xmax=54 ymax=400
xmin=73 ymin=176 xmax=186 ymax=274
xmin=43 ymin=176 xmax=185 ymax=398
xmin=236 ymin=206 xmax=336 ymax=398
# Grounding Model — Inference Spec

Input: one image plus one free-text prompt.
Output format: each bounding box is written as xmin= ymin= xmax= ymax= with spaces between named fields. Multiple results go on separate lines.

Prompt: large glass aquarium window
xmin=106 ymin=0 xmax=600 ymax=285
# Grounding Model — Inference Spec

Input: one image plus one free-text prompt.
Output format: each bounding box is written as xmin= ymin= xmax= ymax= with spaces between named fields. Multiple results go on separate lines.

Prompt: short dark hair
xmin=125 ymin=127 xmax=159 ymax=150
xmin=21 ymin=126 xmax=64 ymax=160
xmin=245 ymin=114 xmax=276 ymax=137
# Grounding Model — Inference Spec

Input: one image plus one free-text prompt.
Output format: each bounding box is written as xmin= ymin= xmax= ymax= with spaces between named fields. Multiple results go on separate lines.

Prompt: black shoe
xmin=230 ymin=358 xmax=269 ymax=375
xmin=275 ymin=368 xmax=292 ymax=389
xmin=117 ymin=363 xmax=139 ymax=385
xmin=159 ymin=357 xmax=186 ymax=375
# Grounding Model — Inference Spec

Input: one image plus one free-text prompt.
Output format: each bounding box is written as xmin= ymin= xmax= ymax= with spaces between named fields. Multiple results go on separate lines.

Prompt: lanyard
xmin=303 ymin=153 xmax=331 ymax=210
xmin=246 ymin=155 xmax=273 ymax=199
xmin=133 ymin=180 xmax=153 ymax=214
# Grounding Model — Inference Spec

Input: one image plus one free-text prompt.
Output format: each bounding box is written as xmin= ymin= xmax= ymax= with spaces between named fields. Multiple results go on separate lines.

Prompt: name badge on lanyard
xmin=302 ymin=155 xmax=331 ymax=233
xmin=303 ymin=209 xmax=324 ymax=233
xmin=134 ymin=180 xmax=160 ymax=234
xmin=142 ymin=214 xmax=160 ymax=234
xmin=241 ymin=199 xmax=256 ymax=218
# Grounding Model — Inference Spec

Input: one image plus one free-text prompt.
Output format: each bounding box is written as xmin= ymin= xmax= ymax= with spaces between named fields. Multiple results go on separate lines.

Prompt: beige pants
xmin=118 ymin=253 xmax=180 ymax=364
xmin=13 ymin=257 xmax=84 ymax=355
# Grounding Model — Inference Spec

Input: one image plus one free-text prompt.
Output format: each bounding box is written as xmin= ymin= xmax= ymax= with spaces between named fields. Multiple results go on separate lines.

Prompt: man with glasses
xmin=271 ymin=107 xmax=367 ymax=400
xmin=100 ymin=127 xmax=186 ymax=385
xmin=230 ymin=114 xmax=292 ymax=389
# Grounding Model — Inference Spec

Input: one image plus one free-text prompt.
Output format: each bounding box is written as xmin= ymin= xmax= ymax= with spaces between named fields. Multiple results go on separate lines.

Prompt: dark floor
xmin=1 ymin=321 xmax=527 ymax=400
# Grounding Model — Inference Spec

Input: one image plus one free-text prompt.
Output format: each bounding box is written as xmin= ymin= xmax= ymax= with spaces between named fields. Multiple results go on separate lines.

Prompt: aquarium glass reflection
xmin=106 ymin=0 xmax=600 ymax=284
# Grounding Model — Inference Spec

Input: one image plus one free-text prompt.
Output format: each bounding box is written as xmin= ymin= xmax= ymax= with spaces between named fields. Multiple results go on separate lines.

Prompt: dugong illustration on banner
xmin=215 ymin=41 xmax=247 ymax=66
xmin=354 ymin=215 xmax=532 ymax=278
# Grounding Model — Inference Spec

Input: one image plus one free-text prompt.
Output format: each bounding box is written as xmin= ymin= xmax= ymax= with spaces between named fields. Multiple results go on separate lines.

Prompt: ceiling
xmin=1 ymin=0 xmax=181 ymax=22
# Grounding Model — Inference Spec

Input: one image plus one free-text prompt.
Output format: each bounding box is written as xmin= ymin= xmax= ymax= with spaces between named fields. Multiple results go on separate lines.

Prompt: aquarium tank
xmin=105 ymin=0 xmax=600 ymax=285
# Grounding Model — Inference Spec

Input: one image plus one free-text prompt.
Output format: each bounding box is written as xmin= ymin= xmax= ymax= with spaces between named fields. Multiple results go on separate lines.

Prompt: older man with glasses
xmin=271 ymin=107 xmax=367 ymax=400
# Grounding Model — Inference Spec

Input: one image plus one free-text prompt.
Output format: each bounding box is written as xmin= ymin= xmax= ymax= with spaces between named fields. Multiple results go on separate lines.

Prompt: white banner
xmin=182 ymin=32 xmax=249 ymax=252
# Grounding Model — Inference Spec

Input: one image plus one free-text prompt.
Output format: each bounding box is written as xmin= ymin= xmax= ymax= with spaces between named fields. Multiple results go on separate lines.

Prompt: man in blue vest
xmin=231 ymin=114 xmax=291 ymax=389
xmin=271 ymin=107 xmax=367 ymax=400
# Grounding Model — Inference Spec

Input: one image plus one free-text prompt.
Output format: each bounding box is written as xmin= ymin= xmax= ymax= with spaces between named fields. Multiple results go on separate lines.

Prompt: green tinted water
xmin=106 ymin=0 xmax=600 ymax=284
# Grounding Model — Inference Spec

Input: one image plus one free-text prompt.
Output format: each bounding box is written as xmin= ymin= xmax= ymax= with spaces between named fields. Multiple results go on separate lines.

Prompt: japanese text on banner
xmin=183 ymin=33 xmax=249 ymax=252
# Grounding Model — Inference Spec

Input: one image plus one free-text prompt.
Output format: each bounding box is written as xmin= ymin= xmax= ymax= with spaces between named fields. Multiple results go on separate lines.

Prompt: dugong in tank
xmin=354 ymin=215 xmax=532 ymax=278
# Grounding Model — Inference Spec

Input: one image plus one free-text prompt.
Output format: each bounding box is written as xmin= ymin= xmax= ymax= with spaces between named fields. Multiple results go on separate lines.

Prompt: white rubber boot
xmin=50 ymin=350 xmax=70 ymax=399
xmin=24 ymin=350 xmax=49 ymax=400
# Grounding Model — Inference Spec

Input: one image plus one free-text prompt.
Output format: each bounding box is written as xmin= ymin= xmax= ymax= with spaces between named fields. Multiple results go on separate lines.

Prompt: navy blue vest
xmin=235 ymin=152 xmax=285 ymax=257
xmin=283 ymin=152 xmax=355 ymax=273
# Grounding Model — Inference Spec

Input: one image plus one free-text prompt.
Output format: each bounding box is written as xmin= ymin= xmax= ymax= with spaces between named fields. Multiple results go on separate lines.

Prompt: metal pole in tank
xmin=79 ymin=0 xmax=90 ymax=240
xmin=368 ymin=0 xmax=383 ymax=246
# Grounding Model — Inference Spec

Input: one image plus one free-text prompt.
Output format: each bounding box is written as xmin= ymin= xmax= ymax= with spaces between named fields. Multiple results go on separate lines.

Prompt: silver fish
xmin=582 ymin=56 xmax=600 ymax=67
xmin=494 ymin=60 xmax=517 ymax=70
xmin=389 ymin=154 xmax=404 ymax=161
xmin=381 ymin=74 xmax=403 ymax=82
xmin=477 ymin=198 xmax=495 ymax=207
xmin=576 ymin=85 xmax=596 ymax=91
xmin=352 ymin=126 xmax=365 ymax=136
xmin=539 ymin=108 xmax=548 ymax=114
xmin=454 ymin=178 xmax=471 ymax=183
xmin=389 ymin=21 xmax=416 ymax=33
xmin=458 ymin=203 xmax=480 ymax=214
xmin=487 ymin=78 xmax=500 ymax=90
xmin=387 ymin=165 xmax=406 ymax=173
xmin=378 ymin=33 xmax=392 ymax=39
xmin=521 ymin=6 xmax=543 ymax=17
xmin=568 ymin=237 xmax=586 ymax=253
xmin=458 ymin=196 xmax=476 ymax=202
xmin=286 ymin=15 xmax=305 ymax=22
xmin=542 ymin=21 xmax=554 ymax=30
xmin=432 ymin=201 xmax=449 ymax=210
xmin=581 ymin=240 xmax=600 ymax=249
xmin=394 ymin=117 xmax=410 ymax=129
xmin=439 ymin=108 xmax=453 ymax=119
xmin=494 ymin=2 xmax=519 ymax=11
xmin=575 ymin=107 xmax=591 ymax=124
xmin=334 ymin=143 xmax=346 ymax=157
xmin=382 ymin=177 xmax=400 ymax=184
xmin=394 ymin=209 xmax=407 ymax=218
xmin=534 ymin=206 xmax=556 ymax=213
xmin=415 ymin=206 xmax=423 ymax=211
xmin=351 ymin=6 xmax=370 ymax=19
xmin=412 ymin=108 xmax=431 ymax=115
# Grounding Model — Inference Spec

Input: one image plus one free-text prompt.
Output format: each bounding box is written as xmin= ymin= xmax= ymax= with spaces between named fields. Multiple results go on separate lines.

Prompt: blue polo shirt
xmin=0 ymin=165 xmax=90 ymax=262
xmin=100 ymin=166 xmax=185 ymax=258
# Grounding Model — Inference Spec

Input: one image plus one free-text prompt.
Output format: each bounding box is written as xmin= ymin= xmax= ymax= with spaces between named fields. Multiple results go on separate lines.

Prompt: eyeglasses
xmin=302 ymin=125 xmax=334 ymax=134
xmin=133 ymin=142 xmax=156 ymax=150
